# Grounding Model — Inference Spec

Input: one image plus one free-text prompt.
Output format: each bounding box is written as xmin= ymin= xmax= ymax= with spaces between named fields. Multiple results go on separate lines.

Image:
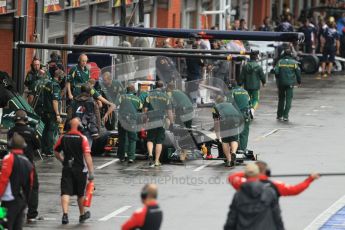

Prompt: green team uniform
xmin=41 ymin=78 xmax=61 ymax=155
xmin=239 ymin=60 xmax=265 ymax=110
xmin=117 ymin=93 xmax=143 ymax=160
xmin=30 ymin=76 xmax=51 ymax=116
xmin=144 ymin=89 xmax=172 ymax=144
xmin=25 ymin=69 xmax=42 ymax=96
xmin=274 ymin=55 xmax=301 ymax=119
xmin=101 ymin=80 xmax=124 ymax=103
xmin=212 ymin=102 xmax=242 ymax=143
xmin=67 ymin=65 xmax=90 ymax=97
xmin=228 ymin=86 xmax=252 ymax=151
xmin=167 ymin=89 xmax=193 ymax=128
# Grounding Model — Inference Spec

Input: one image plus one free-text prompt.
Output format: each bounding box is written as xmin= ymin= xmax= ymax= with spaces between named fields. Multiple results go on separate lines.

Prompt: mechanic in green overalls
xmin=144 ymin=81 xmax=173 ymax=167
xmin=239 ymin=52 xmax=265 ymax=111
xmin=41 ymin=69 xmax=64 ymax=156
xmin=66 ymin=54 xmax=90 ymax=100
xmin=117 ymin=84 xmax=143 ymax=163
xmin=227 ymin=80 xmax=252 ymax=152
xmin=24 ymin=57 xmax=50 ymax=106
xmin=98 ymin=71 xmax=124 ymax=130
xmin=212 ymin=96 xmax=243 ymax=168
xmin=274 ymin=48 xmax=301 ymax=121
xmin=166 ymin=83 xmax=193 ymax=128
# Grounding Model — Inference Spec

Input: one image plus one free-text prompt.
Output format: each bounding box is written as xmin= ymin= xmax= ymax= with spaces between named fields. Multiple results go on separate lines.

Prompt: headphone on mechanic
xmin=14 ymin=109 xmax=28 ymax=123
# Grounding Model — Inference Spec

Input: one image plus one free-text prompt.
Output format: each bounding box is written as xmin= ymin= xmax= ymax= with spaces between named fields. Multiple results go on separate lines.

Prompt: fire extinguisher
xmin=83 ymin=181 xmax=95 ymax=207
xmin=139 ymin=128 xmax=147 ymax=139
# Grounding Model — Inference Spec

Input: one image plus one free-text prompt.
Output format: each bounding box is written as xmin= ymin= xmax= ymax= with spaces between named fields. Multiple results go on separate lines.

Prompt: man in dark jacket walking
xmin=239 ymin=53 xmax=265 ymax=111
xmin=224 ymin=163 xmax=284 ymax=230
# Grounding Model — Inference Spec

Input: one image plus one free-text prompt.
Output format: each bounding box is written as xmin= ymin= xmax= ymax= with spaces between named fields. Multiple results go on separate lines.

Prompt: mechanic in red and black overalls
xmin=228 ymin=161 xmax=320 ymax=196
xmin=54 ymin=117 xmax=94 ymax=225
xmin=0 ymin=133 xmax=33 ymax=230
xmin=122 ymin=184 xmax=163 ymax=230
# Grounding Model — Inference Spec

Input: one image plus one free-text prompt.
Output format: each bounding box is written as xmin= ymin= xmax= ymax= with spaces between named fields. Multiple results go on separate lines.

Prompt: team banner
xmin=0 ymin=0 xmax=6 ymax=14
xmin=113 ymin=0 xmax=133 ymax=7
xmin=44 ymin=0 xmax=64 ymax=13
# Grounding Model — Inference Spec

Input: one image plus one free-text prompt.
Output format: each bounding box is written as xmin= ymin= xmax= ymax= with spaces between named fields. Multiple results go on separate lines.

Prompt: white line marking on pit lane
xmin=99 ymin=206 xmax=132 ymax=222
xmin=255 ymin=129 xmax=279 ymax=141
xmin=96 ymin=159 xmax=119 ymax=170
xmin=193 ymin=162 xmax=213 ymax=172
xmin=113 ymin=215 xmax=130 ymax=218
xmin=262 ymin=129 xmax=279 ymax=138
xmin=304 ymin=194 xmax=345 ymax=230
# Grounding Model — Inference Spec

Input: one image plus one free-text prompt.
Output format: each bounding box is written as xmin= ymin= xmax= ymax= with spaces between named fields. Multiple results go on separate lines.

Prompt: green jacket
xmin=144 ymin=89 xmax=172 ymax=112
xmin=67 ymin=65 xmax=90 ymax=96
xmin=239 ymin=60 xmax=265 ymax=90
xmin=167 ymin=90 xmax=193 ymax=112
xmin=212 ymin=102 xmax=242 ymax=131
xmin=25 ymin=69 xmax=49 ymax=94
xmin=227 ymin=86 xmax=252 ymax=112
xmin=118 ymin=93 xmax=143 ymax=114
xmin=43 ymin=78 xmax=61 ymax=114
xmin=274 ymin=56 xmax=301 ymax=87
xmin=101 ymin=80 xmax=124 ymax=103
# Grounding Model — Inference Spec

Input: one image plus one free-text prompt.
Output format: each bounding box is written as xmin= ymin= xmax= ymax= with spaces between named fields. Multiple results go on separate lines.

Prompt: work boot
xmin=79 ymin=211 xmax=91 ymax=223
xmin=225 ymin=160 xmax=235 ymax=168
xmin=148 ymin=155 xmax=154 ymax=167
xmin=154 ymin=162 xmax=162 ymax=167
xmin=62 ymin=213 xmax=69 ymax=225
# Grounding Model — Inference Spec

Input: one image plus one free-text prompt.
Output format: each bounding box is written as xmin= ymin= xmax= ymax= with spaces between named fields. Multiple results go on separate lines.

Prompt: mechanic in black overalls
xmin=7 ymin=110 xmax=40 ymax=223
xmin=122 ymin=184 xmax=163 ymax=230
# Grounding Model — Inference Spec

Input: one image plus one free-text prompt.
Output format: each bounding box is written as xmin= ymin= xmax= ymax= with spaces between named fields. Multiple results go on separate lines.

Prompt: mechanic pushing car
xmin=212 ymin=95 xmax=243 ymax=168
xmin=227 ymin=80 xmax=253 ymax=153
xmin=144 ymin=81 xmax=174 ymax=167
xmin=117 ymin=84 xmax=143 ymax=163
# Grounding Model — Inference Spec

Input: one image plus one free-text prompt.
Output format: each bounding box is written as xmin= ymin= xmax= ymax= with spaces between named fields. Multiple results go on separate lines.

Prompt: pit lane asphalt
xmin=26 ymin=72 xmax=345 ymax=230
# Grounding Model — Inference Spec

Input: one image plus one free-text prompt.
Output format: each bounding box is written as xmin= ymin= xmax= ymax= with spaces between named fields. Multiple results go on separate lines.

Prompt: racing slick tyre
xmin=300 ymin=55 xmax=319 ymax=74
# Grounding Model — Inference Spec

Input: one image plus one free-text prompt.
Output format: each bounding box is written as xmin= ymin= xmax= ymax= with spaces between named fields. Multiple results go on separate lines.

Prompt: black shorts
xmin=147 ymin=127 xmax=166 ymax=144
xmin=61 ymin=167 xmax=87 ymax=197
xmin=322 ymin=47 xmax=336 ymax=62
xmin=222 ymin=135 xmax=239 ymax=143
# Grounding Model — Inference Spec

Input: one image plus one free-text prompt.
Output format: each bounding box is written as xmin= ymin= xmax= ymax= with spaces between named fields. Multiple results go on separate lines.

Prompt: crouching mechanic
xmin=54 ymin=118 xmax=95 ymax=225
xmin=227 ymin=80 xmax=252 ymax=152
xmin=228 ymin=161 xmax=320 ymax=196
xmin=122 ymin=184 xmax=163 ymax=230
xmin=0 ymin=133 xmax=33 ymax=230
xmin=212 ymin=96 xmax=243 ymax=167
